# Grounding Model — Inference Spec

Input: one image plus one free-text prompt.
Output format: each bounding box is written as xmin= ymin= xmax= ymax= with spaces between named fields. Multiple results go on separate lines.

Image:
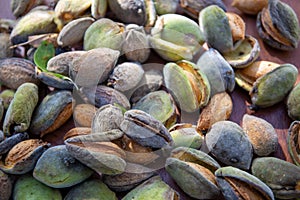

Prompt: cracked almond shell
xmin=0 ymin=139 xmax=49 ymax=174
xmin=235 ymin=60 xmax=280 ymax=92
xmin=165 ymin=147 xmax=221 ymax=199
xmin=169 ymin=123 xmax=204 ymax=149
xmin=115 ymin=134 xmax=160 ymax=165
xmin=223 ymin=35 xmax=260 ymax=68
xmin=163 ymin=60 xmax=210 ymax=112
xmin=287 ymin=121 xmax=300 ymax=166
xmin=3 ymin=83 xmax=38 ymax=136
xmin=120 ymin=109 xmax=173 ymax=149
xmin=30 ymin=90 xmax=73 ymax=137
xmin=257 ymin=0 xmax=300 ymax=50
xmin=150 ymin=14 xmax=205 ymax=61
xmin=133 ymin=90 xmax=178 ymax=129
xmin=65 ymin=130 xmax=127 ymax=175
xmin=215 ymin=166 xmax=274 ymax=200
xmin=196 ymin=48 xmax=235 ymax=96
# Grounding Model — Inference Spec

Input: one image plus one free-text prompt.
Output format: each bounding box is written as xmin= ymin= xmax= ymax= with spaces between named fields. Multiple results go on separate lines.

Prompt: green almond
xmin=13 ymin=174 xmax=62 ymax=200
xmin=250 ymin=64 xmax=298 ymax=108
xmin=199 ymin=5 xmax=233 ymax=53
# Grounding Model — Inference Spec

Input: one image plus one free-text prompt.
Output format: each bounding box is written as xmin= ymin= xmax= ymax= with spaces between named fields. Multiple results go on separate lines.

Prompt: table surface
xmin=1 ymin=0 xmax=300 ymax=199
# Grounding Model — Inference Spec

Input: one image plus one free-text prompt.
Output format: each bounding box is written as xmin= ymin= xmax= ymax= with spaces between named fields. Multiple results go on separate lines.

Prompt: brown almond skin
xmin=226 ymin=12 xmax=245 ymax=43
xmin=242 ymin=114 xmax=278 ymax=156
xmin=231 ymin=0 xmax=268 ymax=15
xmin=73 ymin=104 xmax=97 ymax=127
xmin=63 ymin=127 xmax=92 ymax=141
xmin=40 ymin=103 xmax=73 ymax=137
xmin=197 ymin=92 xmax=232 ymax=133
